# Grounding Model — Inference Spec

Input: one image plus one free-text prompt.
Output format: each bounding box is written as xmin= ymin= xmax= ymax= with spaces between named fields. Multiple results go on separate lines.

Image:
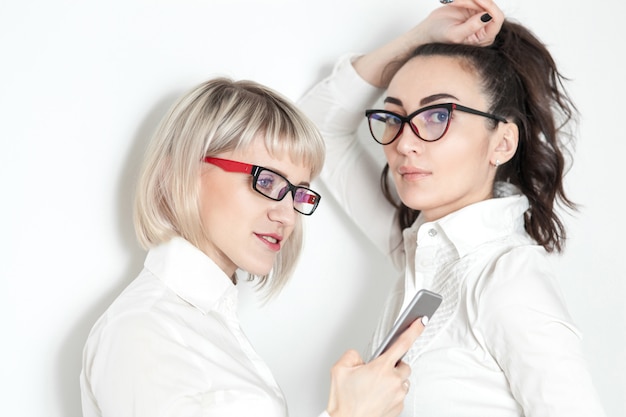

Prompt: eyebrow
xmin=384 ymin=93 xmax=460 ymax=108
xmin=263 ymin=165 xmax=311 ymax=187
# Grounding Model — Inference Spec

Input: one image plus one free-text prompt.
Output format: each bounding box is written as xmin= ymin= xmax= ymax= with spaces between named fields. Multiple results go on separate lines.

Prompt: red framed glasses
xmin=203 ymin=157 xmax=321 ymax=215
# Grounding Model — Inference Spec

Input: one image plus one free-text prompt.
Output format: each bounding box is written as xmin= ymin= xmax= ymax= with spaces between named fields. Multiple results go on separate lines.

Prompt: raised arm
xmin=298 ymin=1 xmax=504 ymax=259
xmin=354 ymin=0 xmax=504 ymax=88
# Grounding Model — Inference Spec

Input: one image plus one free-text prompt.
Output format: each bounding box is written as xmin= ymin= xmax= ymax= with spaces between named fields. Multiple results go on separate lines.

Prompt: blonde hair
xmin=133 ymin=77 xmax=325 ymax=297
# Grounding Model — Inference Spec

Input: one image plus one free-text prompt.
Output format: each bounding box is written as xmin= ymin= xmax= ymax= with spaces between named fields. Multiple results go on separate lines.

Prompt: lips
xmin=256 ymin=233 xmax=282 ymax=251
xmin=398 ymin=165 xmax=432 ymax=180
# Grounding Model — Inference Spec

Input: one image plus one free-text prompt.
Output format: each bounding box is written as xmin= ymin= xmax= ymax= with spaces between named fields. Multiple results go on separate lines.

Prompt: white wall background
xmin=1 ymin=1 xmax=624 ymax=416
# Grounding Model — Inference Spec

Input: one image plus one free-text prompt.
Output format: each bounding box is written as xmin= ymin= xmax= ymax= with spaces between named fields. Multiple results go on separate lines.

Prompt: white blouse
xmin=80 ymin=237 xmax=329 ymax=417
xmin=298 ymin=55 xmax=607 ymax=417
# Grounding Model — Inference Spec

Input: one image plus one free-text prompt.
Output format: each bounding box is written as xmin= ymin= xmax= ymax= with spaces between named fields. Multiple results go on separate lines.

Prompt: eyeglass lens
xmin=368 ymin=107 xmax=451 ymax=144
xmin=255 ymin=169 xmax=319 ymax=215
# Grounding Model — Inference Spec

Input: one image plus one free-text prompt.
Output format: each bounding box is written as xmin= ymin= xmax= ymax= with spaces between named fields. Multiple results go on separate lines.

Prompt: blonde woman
xmin=80 ymin=78 xmax=423 ymax=417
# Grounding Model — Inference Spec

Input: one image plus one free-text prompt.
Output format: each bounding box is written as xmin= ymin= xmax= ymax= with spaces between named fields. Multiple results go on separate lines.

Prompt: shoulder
xmin=483 ymin=245 xmax=560 ymax=302
xmin=470 ymin=245 xmax=578 ymax=336
xmin=83 ymin=272 xmax=180 ymax=362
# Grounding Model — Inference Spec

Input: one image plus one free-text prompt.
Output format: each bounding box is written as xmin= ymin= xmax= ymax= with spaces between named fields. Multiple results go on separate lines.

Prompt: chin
xmin=237 ymin=251 xmax=276 ymax=276
xmin=243 ymin=263 xmax=274 ymax=277
xmin=399 ymin=199 xmax=426 ymax=212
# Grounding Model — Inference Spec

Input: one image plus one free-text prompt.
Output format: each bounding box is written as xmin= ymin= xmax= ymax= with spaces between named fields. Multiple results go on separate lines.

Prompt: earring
xmin=494 ymin=160 xmax=501 ymax=167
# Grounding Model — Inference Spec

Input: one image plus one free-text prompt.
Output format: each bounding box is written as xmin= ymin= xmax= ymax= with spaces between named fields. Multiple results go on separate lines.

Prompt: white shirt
xmin=298 ymin=55 xmax=607 ymax=417
xmin=80 ymin=237 xmax=330 ymax=417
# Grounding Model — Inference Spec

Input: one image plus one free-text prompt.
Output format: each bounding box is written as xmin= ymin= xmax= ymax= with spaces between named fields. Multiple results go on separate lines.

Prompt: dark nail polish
xmin=481 ymin=13 xmax=493 ymax=23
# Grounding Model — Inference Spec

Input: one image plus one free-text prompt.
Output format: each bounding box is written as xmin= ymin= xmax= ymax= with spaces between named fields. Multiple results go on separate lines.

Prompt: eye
xmin=256 ymin=172 xmax=276 ymax=191
xmin=294 ymin=188 xmax=316 ymax=204
xmin=422 ymin=108 xmax=450 ymax=125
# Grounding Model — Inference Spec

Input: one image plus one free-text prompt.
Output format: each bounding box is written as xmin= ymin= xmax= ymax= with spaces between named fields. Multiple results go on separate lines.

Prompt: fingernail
xmin=421 ymin=316 xmax=429 ymax=326
xmin=439 ymin=0 xmax=454 ymax=4
xmin=481 ymin=13 xmax=493 ymax=23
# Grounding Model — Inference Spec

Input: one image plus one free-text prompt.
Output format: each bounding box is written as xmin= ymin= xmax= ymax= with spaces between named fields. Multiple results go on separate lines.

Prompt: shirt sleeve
xmin=476 ymin=247 xmax=607 ymax=417
xmin=298 ymin=54 xmax=399 ymax=257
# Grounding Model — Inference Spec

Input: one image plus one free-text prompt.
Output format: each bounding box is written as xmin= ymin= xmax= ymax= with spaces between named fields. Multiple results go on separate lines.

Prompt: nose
xmin=268 ymin=193 xmax=297 ymax=226
xmin=394 ymin=123 xmax=425 ymax=155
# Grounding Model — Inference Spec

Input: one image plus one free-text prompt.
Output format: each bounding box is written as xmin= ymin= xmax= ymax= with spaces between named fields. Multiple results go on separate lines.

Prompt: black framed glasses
xmin=365 ymin=103 xmax=508 ymax=145
xmin=203 ymin=157 xmax=321 ymax=215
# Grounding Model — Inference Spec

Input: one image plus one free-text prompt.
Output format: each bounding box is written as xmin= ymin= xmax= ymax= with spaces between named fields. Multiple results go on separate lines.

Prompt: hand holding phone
xmin=368 ymin=289 xmax=442 ymax=362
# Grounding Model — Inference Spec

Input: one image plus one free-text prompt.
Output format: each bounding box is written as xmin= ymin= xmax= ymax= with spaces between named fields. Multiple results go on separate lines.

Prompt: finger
xmin=475 ymin=0 xmax=505 ymax=21
xmin=395 ymin=359 xmax=412 ymax=381
xmin=445 ymin=0 xmax=504 ymax=25
xmin=377 ymin=318 xmax=424 ymax=367
xmin=441 ymin=5 xmax=501 ymax=46
xmin=464 ymin=9 xmax=503 ymax=46
xmin=476 ymin=0 xmax=505 ymax=42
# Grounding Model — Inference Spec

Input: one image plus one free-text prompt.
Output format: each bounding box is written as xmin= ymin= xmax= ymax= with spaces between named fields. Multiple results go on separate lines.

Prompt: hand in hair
xmin=420 ymin=0 xmax=504 ymax=46
xmin=353 ymin=0 xmax=504 ymax=88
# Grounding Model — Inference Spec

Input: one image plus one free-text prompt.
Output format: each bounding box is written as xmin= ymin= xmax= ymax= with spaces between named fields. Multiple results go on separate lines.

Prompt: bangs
xmin=261 ymin=119 xmax=325 ymax=179
xmin=210 ymin=83 xmax=325 ymax=178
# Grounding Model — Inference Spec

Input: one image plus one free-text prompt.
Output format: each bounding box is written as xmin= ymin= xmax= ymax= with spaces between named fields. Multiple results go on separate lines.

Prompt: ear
xmin=491 ymin=122 xmax=519 ymax=165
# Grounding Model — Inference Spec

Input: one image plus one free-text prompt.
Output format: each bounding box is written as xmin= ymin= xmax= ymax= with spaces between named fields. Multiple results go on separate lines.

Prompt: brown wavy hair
xmin=381 ymin=20 xmax=577 ymax=253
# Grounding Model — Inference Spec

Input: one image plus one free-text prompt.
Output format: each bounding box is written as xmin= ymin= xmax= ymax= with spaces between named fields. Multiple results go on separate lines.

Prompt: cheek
xmin=383 ymin=146 xmax=398 ymax=165
xmin=199 ymin=177 xmax=240 ymax=232
xmin=435 ymin=137 xmax=493 ymax=186
xmin=440 ymin=129 xmax=491 ymax=162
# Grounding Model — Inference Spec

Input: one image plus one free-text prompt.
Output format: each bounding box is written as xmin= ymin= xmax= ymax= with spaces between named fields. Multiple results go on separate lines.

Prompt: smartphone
xmin=368 ymin=289 xmax=442 ymax=361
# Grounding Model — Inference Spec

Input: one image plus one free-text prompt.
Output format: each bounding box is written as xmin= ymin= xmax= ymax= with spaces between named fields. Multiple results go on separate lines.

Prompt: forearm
xmin=354 ymin=0 xmax=504 ymax=88
xmin=299 ymin=55 xmax=396 ymax=255
xmin=352 ymin=24 xmax=430 ymax=89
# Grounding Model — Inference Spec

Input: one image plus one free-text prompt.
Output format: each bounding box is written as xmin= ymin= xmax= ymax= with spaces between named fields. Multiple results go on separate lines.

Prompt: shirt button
xmin=428 ymin=229 xmax=437 ymax=237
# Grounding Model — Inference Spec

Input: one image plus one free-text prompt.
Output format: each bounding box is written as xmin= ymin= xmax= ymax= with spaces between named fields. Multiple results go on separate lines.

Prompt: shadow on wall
xmin=54 ymin=92 xmax=181 ymax=417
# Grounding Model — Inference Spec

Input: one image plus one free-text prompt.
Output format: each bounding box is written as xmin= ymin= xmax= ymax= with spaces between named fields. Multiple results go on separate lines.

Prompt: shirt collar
xmin=144 ymin=237 xmax=236 ymax=314
xmin=408 ymin=192 xmax=530 ymax=258
xmin=439 ymin=195 xmax=529 ymax=256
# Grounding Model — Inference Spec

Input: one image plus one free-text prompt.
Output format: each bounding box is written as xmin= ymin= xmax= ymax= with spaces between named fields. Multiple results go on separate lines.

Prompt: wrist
xmin=407 ymin=21 xmax=432 ymax=48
